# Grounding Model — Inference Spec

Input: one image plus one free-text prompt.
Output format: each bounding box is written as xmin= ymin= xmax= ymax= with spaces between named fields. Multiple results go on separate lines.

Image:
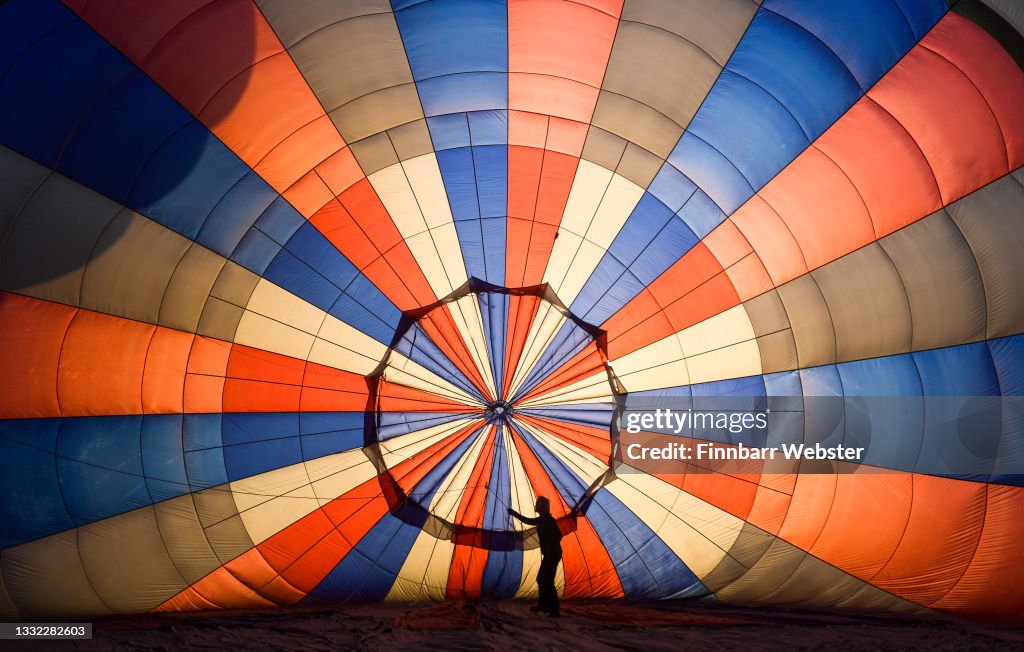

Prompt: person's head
xmin=535 ymin=496 xmax=550 ymax=515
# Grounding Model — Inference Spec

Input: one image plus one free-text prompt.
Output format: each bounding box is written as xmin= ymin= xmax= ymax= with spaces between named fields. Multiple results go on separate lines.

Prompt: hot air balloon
xmin=0 ymin=0 xmax=1022 ymax=628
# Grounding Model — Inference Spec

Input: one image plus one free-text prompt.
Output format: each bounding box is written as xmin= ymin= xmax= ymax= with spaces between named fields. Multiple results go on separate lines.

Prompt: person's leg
xmin=540 ymin=554 xmax=560 ymax=616
xmin=534 ymin=558 xmax=551 ymax=611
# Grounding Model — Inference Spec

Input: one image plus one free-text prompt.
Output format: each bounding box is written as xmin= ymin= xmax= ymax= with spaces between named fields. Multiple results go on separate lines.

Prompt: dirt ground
xmin=9 ymin=599 xmax=1024 ymax=651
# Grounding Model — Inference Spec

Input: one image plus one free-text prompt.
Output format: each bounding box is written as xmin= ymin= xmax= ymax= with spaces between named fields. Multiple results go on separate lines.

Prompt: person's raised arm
xmin=507 ymin=507 xmax=540 ymax=525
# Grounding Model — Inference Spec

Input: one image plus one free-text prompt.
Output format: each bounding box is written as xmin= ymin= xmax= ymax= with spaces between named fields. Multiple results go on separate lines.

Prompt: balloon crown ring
xmin=362 ymin=278 xmax=626 ymax=551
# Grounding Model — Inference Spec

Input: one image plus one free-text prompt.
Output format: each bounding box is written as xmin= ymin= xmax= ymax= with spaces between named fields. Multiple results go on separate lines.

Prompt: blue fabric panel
xmin=254 ymin=196 xmax=306 ymax=245
xmin=517 ymin=404 xmax=616 ymax=431
xmin=913 ymin=342 xmax=1000 ymax=396
xmin=0 ymin=0 xmax=73 ymax=75
xmin=395 ymin=324 xmax=484 ymax=401
xmin=57 ymin=416 xmax=149 ymax=525
xmin=377 ymin=412 xmax=468 ymax=441
xmin=838 ymin=354 xmax=922 ymax=396
xmin=140 ymin=414 xmax=189 ymax=502
xmin=483 ymin=426 xmax=512 ymax=531
xmin=419 ymin=73 xmax=508 ymax=116
xmin=222 ymin=412 xmax=299 ymax=446
xmin=479 ymin=216 xmax=507 ymax=285
xmin=669 ymin=132 xmax=755 ymax=216
xmin=482 ymin=549 xmax=523 ymax=598
xmin=0 ymin=419 xmax=73 ymax=548
xmin=727 ymin=9 xmax=861 ymax=140
xmin=468 ymin=110 xmax=508 ymax=146
xmin=223 ymin=437 xmax=303 ymax=481
xmin=130 ymin=120 xmax=249 ymax=244
xmin=437 ymin=147 xmax=480 ymax=219
xmin=263 ymin=248 xmax=343 ymax=313
xmin=989 ymin=335 xmax=1024 ymax=484
xmin=195 ymin=170 xmax=278 ymax=255
xmin=513 ymin=321 xmax=594 ymax=401
xmin=427 ymin=113 xmax=471 ymax=151
xmin=59 ymin=72 xmax=192 ymax=203
xmin=588 ymin=489 xmax=704 ymax=598
xmin=306 ymin=513 xmax=422 ymax=602
xmin=0 ymin=17 xmax=132 ymax=167
xmin=407 ymin=425 xmax=483 ymax=504
xmin=395 ymin=0 xmax=507 ymax=115
xmin=763 ymin=370 xmax=803 ymax=396
xmin=182 ymin=414 xmax=227 ymax=489
xmin=685 ymin=71 xmax=810 ymax=199
xmin=336 ymin=274 xmax=403 ymax=342
xmin=394 ymin=0 xmax=507 ymax=80
xmin=475 ymin=145 xmax=507 ymax=218
xmin=454 ymin=218 xmax=488 ymax=281
xmin=478 ymin=292 xmax=508 ymax=398
xmin=231 ymin=227 xmax=283 ymax=275
xmin=282 ymin=223 xmax=359 ymax=295
xmin=677 ymin=189 xmax=726 ymax=240
xmin=764 ymin=0 xmax=942 ymax=90
xmin=647 ymin=165 xmax=698 ymax=213
xmin=300 ymin=412 xmax=365 ymax=459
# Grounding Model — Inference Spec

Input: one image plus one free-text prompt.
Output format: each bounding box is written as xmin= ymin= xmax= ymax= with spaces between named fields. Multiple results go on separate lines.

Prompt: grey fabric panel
xmin=700 ymin=521 xmax=772 ymax=593
xmin=982 ymin=0 xmax=1024 ymax=36
xmin=281 ymin=11 xmax=421 ymax=143
xmin=581 ymin=125 xmax=628 ymax=172
xmin=0 ymin=566 xmax=19 ymax=621
xmin=879 ymin=210 xmax=987 ymax=352
xmin=616 ymin=142 xmax=663 ymax=189
xmin=390 ymin=118 xmax=433 ymax=161
xmin=594 ymin=21 xmax=721 ymax=157
xmin=197 ymin=297 xmax=246 ymax=341
xmin=329 ymin=83 xmax=425 ymax=145
xmin=811 ymin=243 xmax=912 ymax=364
xmin=1 ymin=531 xmax=112 ymax=619
xmin=154 ymin=494 xmax=229 ymax=586
xmin=619 ymin=0 xmax=759 ymax=66
xmin=255 ymin=0 xmax=392 ymax=48
xmin=0 ymin=146 xmax=49 ymax=244
xmin=946 ymin=172 xmax=1024 ymax=340
xmin=0 ymin=173 xmax=121 ymax=307
xmin=743 ymin=290 xmax=798 ymax=374
xmin=159 ymin=244 xmax=228 ymax=333
xmin=79 ymin=209 xmax=191 ymax=324
xmin=350 ymin=132 xmax=400 ymax=177
xmin=591 ymin=91 xmax=683 ymax=160
xmin=775 ymin=274 xmax=836 ymax=368
xmin=78 ymin=507 xmax=190 ymax=613
xmin=191 ymin=488 xmax=255 ymax=564
xmin=210 ymin=260 xmax=260 ymax=306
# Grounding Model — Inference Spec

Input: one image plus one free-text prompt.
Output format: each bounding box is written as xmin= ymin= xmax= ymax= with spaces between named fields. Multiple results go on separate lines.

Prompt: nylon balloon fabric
xmin=1 ymin=0 xmax=1023 ymax=626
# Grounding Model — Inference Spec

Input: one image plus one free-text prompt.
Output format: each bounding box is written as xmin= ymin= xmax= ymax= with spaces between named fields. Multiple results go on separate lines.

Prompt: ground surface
xmin=9 ymin=600 xmax=1024 ymax=651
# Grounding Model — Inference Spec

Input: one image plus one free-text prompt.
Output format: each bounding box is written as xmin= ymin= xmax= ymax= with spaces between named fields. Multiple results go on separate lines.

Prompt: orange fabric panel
xmin=872 ymin=474 xmax=987 ymax=606
xmin=814 ymin=98 xmax=942 ymax=239
xmin=930 ymin=484 xmax=1024 ymax=623
xmin=454 ymin=427 xmax=498 ymax=531
xmin=758 ymin=147 xmax=877 ymax=271
xmin=923 ymin=14 xmax=1024 ymax=170
xmin=71 ymin=0 xmax=346 ymax=193
xmin=508 ymin=110 xmax=548 ymax=149
xmin=562 ymin=516 xmax=624 ymax=598
xmin=316 ymin=147 xmax=367 ymax=197
xmin=0 ymin=292 xmax=76 ymax=419
xmin=184 ymin=336 xmax=231 ymax=413
xmin=141 ymin=328 xmax=194 ymax=414
xmin=502 ymin=295 xmax=542 ymax=398
xmin=153 ymin=585 xmax=221 ymax=613
xmin=729 ymin=199 xmax=808 ymax=288
xmin=446 ymin=545 xmax=490 ymax=599
xmin=58 ymin=310 xmax=155 ymax=416
xmin=510 ymin=431 xmax=621 ymax=596
xmin=546 ymin=118 xmax=589 ymax=157
xmin=227 ymin=344 xmax=306 ymax=386
xmin=419 ymin=307 xmax=495 ymax=401
xmin=508 ymin=0 xmax=619 ymax=122
xmin=447 ymin=427 xmax=498 ymax=598
xmin=283 ymin=168 xmax=337 ymax=217
xmin=222 ymin=378 xmax=300 ymax=412
xmin=869 ymin=17 xmax=1011 ymax=205
xmin=518 ymin=342 xmax=605 ymax=404
xmin=516 ymin=415 xmax=611 ymax=462
xmin=507 ymin=145 xmax=544 ymax=220
xmin=258 ymin=116 xmax=346 ymax=194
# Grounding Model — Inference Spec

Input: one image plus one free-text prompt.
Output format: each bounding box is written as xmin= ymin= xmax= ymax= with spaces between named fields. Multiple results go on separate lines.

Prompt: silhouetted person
xmin=508 ymin=496 xmax=562 ymax=617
